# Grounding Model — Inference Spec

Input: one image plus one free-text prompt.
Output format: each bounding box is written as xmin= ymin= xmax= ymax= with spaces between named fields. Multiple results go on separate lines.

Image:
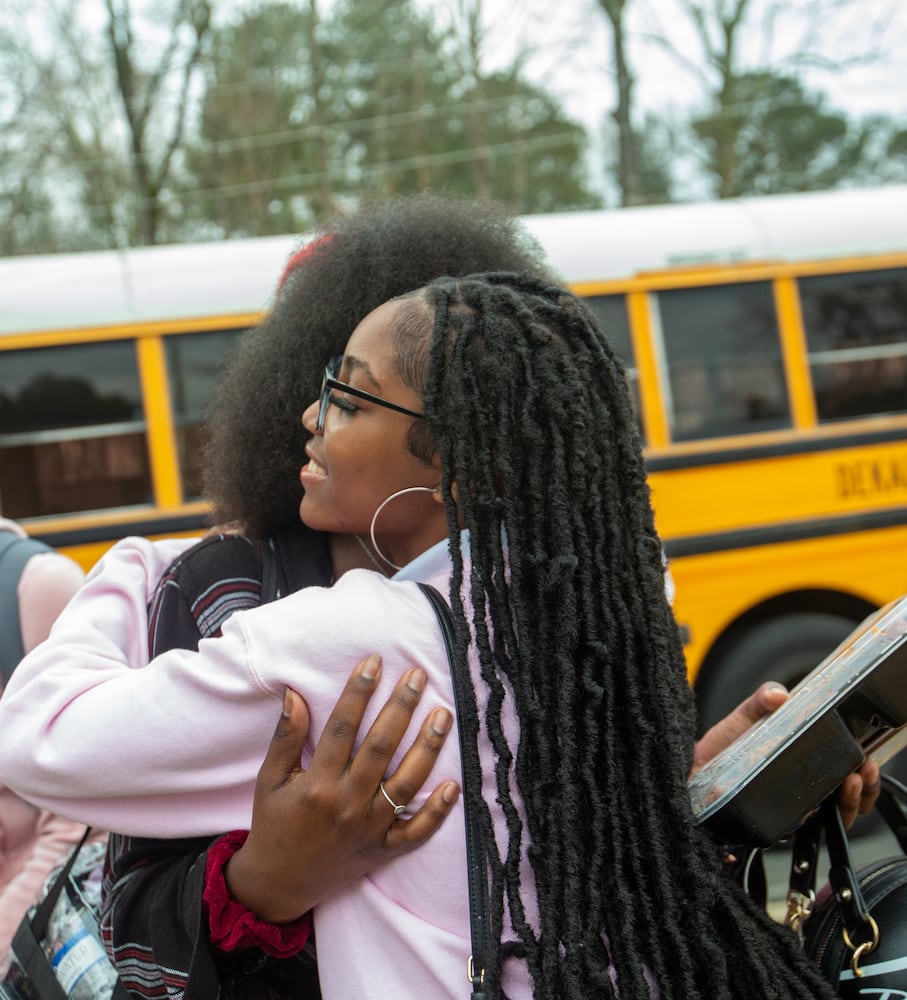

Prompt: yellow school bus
xmin=0 ymin=236 xmax=297 ymax=566
xmin=2 ymin=186 xmax=906 ymax=724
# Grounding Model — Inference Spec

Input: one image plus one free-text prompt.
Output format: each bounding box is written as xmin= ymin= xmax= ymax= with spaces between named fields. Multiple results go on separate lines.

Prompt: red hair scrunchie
xmin=204 ymin=830 xmax=311 ymax=957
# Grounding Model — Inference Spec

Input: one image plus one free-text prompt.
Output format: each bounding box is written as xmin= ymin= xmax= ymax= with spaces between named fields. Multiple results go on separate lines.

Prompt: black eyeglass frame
xmin=316 ymin=356 xmax=424 ymax=430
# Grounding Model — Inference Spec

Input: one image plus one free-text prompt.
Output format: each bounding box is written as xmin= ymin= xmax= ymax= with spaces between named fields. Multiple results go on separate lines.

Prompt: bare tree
xmin=2 ymin=0 xmax=599 ymax=249
xmin=104 ymin=0 xmax=212 ymax=244
xmin=0 ymin=0 xmax=131 ymax=251
xmin=648 ymin=0 xmax=898 ymax=196
xmin=0 ymin=0 xmax=213 ymax=249
xmin=452 ymin=0 xmax=492 ymax=199
xmin=594 ymin=0 xmax=647 ymax=205
xmin=303 ymin=0 xmax=334 ymax=218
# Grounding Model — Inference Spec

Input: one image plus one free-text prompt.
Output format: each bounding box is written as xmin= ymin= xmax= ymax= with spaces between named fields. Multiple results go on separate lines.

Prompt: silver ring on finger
xmin=379 ymin=781 xmax=406 ymax=817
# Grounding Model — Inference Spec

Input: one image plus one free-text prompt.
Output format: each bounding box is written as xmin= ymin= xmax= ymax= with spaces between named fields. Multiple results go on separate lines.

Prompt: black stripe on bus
xmin=30 ymin=512 xmax=209 ymax=549
xmin=646 ymin=426 xmax=907 ymax=473
xmin=664 ymin=506 xmax=907 ymax=559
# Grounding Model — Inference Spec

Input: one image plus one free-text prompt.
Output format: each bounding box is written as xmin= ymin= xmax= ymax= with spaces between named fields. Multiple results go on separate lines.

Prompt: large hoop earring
xmin=369 ymin=486 xmax=439 ymax=571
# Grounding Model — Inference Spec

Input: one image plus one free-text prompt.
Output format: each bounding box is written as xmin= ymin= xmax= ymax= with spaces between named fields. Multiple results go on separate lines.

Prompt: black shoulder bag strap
xmin=784 ymin=792 xmax=879 ymax=963
xmin=11 ymin=826 xmax=91 ymax=1000
xmin=11 ymin=830 xmax=132 ymax=1000
xmin=785 ymin=810 xmax=823 ymax=939
xmin=418 ymin=582 xmax=488 ymax=1000
xmin=10 ymin=826 xmax=137 ymax=1000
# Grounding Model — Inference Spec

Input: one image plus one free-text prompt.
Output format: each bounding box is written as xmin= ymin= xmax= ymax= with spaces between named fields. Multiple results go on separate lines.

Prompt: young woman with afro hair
xmin=4 ymin=194 xmax=556 ymax=1000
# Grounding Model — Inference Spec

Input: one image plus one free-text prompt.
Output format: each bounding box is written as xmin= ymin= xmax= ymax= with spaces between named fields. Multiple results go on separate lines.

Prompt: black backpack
xmin=0 ymin=529 xmax=55 ymax=685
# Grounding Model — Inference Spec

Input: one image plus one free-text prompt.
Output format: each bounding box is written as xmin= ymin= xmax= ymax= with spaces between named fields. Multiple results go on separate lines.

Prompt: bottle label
xmin=51 ymin=926 xmax=107 ymax=995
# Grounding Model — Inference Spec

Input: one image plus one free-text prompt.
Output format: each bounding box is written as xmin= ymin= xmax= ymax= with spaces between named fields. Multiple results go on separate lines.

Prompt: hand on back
xmin=225 ymin=655 xmax=459 ymax=923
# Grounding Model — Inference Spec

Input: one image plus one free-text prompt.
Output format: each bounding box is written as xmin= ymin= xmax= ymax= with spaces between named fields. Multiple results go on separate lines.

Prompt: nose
xmin=301 ymin=399 xmax=321 ymax=434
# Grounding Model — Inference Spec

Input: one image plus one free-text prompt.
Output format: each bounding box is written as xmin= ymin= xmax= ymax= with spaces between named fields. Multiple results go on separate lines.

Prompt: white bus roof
xmin=0 ymin=234 xmax=301 ymax=336
xmin=524 ymin=184 xmax=907 ymax=284
xmin=2 ymin=185 xmax=907 ymax=336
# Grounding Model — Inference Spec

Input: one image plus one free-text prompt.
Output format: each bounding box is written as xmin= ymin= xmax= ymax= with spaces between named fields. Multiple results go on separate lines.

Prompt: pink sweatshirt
xmin=0 ymin=520 xmax=93 ymax=975
xmin=0 ymin=535 xmax=539 ymax=999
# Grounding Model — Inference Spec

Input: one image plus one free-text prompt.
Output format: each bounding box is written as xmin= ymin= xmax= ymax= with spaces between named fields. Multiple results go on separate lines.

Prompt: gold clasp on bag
xmin=784 ymin=889 xmax=815 ymax=939
xmin=842 ymin=914 xmax=880 ymax=978
xmin=467 ymin=955 xmax=485 ymax=986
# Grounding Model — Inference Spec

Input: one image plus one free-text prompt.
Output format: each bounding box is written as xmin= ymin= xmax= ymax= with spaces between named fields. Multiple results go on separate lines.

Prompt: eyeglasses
xmin=316 ymin=355 xmax=424 ymax=431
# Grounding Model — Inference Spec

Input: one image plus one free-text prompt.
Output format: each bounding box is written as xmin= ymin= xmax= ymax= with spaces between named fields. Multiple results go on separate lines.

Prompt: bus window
xmin=164 ymin=328 xmax=247 ymax=499
xmin=0 ymin=341 xmax=150 ymax=519
xmin=798 ymin=267 xmax=907 ymax=423
xmin=655 ymin=281 xmax=791 ymax=442
xmin=584 ymin=294 xmax=639 ymax=417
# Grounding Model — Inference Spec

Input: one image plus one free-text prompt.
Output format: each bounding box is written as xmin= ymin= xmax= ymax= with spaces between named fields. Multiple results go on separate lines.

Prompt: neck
xmin=373 ymin=520 xmax=449 ymax=573
xmin=329 ymin=534 xmax=388 ymax=580
xmin=329 ymin=528 xmax=448 ymax=581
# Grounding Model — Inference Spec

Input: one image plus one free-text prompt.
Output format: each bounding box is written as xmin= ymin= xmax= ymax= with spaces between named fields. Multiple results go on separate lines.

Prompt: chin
xmin=298 ymin=501 xmax=319 ymax=528
xmin=298 ymin=500 xmax=339 ymax=534
xmin=298 ymin=498 xmax=320 ymax=529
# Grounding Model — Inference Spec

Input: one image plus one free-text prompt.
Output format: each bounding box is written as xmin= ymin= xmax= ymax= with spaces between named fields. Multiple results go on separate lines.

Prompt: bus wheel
xmin=694 ymin=611 xmax=858 ymax=733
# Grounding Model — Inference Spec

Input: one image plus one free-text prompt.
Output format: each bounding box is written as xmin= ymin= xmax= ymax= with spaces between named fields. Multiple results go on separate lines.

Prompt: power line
xmin=188 ymin=91 xmax=550 ymax=158
xmin=182 ymin=129 xmax=583 ymax=201
xmin=61 ymin=129 xmax=585 ymax=225
xmin=2 ymin=86 xmax=570 ymax=174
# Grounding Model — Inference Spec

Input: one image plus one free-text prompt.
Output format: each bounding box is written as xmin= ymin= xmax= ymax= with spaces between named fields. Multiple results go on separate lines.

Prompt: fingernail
xmin=442 ymin=781 xmax=459 ymax=804
xmin=360 ymin=654 xmax=381 ymax=681
xmin=765 ymin=682 xmax=788 ymax=694
xmin=431 ymin=708 xmax=452 ymax=735
xmin=283 ymin=687 xmax=293 ymax=718
xmin=406 ymin=668 xmax=426 ymax=694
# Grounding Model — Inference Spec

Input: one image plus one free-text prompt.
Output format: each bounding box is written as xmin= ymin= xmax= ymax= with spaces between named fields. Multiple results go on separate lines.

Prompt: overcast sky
xmin=416 ymin=0 xmax=907 ymax=131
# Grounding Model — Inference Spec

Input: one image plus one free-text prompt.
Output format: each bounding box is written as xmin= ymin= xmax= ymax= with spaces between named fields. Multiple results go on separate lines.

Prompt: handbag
xmin=789 ymin=774 xmax=907 ymax=995
xmin=689 ymin=595 xmax=907 ymax=849
xmin=418 ymin=583 xmax=488 ymax=1000
xmin=686 ymin=595 xmax=907 ymax=992
xmin=1 ymin=829 xmax=130 ymax=1000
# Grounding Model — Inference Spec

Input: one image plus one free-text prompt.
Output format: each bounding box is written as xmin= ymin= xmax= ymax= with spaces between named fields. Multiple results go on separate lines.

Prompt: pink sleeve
xmin=17 ymin=552 xmax=86 ymax=653
xmin=0 ymin=543 xmax=86 ymax=974
xmin=0 ymin=536 xmax=215 ymax=834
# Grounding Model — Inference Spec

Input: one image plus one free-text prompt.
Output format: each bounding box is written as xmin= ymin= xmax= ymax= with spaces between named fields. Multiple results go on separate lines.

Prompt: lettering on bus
xmin=836 ymin=457 xmax=907 ymax=498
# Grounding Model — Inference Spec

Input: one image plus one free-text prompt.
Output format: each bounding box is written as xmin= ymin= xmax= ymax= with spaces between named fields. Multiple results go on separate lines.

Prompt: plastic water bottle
xmin=48 ymin=904 xmax=118 ymax=999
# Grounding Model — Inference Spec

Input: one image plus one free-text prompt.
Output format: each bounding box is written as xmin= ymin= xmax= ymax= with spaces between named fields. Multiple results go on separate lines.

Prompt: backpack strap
xmin=259 ymin=537 xmax=282 ymax=604
xmin=0 ymin=530 xmax=53 ymax=685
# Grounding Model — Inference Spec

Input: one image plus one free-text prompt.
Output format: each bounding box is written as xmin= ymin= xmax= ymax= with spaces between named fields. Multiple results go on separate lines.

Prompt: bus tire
xmin=695 ymin=611 xmax=858 ymax=732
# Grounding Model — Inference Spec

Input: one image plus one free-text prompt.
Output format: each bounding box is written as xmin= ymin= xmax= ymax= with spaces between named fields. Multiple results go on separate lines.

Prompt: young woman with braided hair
xmin=0 ymin=271 xmax=872 ymax=998
xmin=411 ymin=273 xmax=840 ymax=999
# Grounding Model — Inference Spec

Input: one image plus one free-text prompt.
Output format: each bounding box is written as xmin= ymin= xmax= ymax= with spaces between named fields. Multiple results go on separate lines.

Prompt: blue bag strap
xmin=0 ymin=531 xmax=53 ymax=685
